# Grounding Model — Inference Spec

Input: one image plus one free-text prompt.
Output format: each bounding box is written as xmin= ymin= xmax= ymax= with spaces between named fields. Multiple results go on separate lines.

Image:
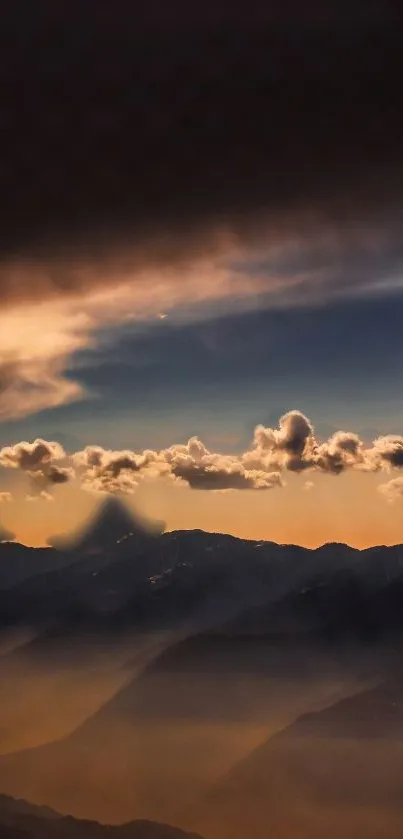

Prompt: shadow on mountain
xmin=48 ymin=497 xmax=165 ymax=553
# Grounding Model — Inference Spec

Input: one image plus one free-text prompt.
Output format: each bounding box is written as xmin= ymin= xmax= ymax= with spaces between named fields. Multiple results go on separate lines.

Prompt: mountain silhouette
xmin=0 ymin=794 xmax=203 ymax=839
xmin=3 ymin=532 xmax=403 ymax=638
xmin=48 ymin=496 xmax=165 ymax=553
xmin=0 ymin=542 xmax=81 ymax=591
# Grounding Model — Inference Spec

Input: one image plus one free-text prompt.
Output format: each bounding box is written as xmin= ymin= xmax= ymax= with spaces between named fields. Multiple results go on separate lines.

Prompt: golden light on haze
xmin=2 ymin=484 xmax=96 ymax=547
xmin=143 ymin=471 xmax=403 ymax=549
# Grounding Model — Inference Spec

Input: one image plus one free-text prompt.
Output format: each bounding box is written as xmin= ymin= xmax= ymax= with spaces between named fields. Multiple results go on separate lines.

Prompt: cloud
xmin=249 ymin=410 xmax=316 ymax=473
xmin=0 ymin=3 xmax=403 ymax=421
xmin=73 ymin=445 xmax=158 ymax=495
xmin=315 ymin=431 xmax=365 ymax=475
xmin=0 ymin=439 xmax=74 ymax=498
xmin=0 ymin=258 xmax=275 ymax=421
xmin=246 ymin=414 xmax=377 ymax=476
xmin=0 ymin=299 xmax=89 ymax=420
xmin=2 ymin=410 xmax=403 ymax=499
xmin=378 ymin=477 xmax=403 ymax=503
xmin=74 ymin=437 xmax=282 ymax=494
xmin=164 ymin=437 xmax=282 ymax=491
xmin=366 ymin=435 xmax=403 ymax=470
xmin=0 ymin=439 xmax=66 ymax=471
xmin=1 ymin=2 xmax=402 ymax=272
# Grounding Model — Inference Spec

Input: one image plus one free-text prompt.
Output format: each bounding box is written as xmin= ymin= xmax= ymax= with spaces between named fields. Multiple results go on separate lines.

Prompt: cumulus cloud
xmin=164 ymin=437 xmax=282 ymax=491
xmin=378 ymin=477 xmax=403 ymax=503
xmin=74 ymin=445 xmax=160 ymax=495
xmin=315 ymin=431 xmax=365 ymax=475
xmin=0 ymin=439 xmax=74 ymax=498
xmin=73 ymin=437 xmax=282 ymax=495
xmin=67 ymin=409 xmax=403 ymax=496
xmin=248 ymin=410 xmax=316 ymax=472
xmin=2 ymin=410 xmax=403 ymax=499
xmin=366 ymin=435 xmax=403 ymax=471
xmin=0 ymin=439 xmax=66 ymax=471
xmin=245 ymin=413 xmax=382 ymax=476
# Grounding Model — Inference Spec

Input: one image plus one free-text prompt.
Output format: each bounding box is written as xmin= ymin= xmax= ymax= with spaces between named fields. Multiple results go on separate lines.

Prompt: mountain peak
xmin=48 ymin=496 xmax=164 ymax=553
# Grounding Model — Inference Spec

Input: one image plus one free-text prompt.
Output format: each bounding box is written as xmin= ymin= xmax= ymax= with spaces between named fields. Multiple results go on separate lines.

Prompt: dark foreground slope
xmin=0 ymin=795 xmax=202 ymax=839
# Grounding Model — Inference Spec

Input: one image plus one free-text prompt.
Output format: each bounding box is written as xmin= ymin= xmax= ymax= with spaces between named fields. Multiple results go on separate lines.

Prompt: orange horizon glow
xmin=2 ymin=470 xmax=403 ymax=551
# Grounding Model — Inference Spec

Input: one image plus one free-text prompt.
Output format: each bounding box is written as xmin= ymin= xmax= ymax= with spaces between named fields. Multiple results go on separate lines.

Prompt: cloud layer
xmin=2 ymin=410 xmax=403 ymax=501
xmin=1 ymin=2 xmax=403 ymax=419
xmin=1 ymin=1 xmax=402 ymax=268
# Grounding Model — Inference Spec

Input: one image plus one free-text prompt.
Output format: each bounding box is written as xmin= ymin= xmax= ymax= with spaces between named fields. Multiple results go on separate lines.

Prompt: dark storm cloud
xmin=1 ymin=0 xmax=403 ymax=303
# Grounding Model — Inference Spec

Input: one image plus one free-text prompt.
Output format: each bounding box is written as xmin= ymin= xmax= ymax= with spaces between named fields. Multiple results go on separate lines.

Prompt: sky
xmin=1 ymin=0 xmax=403 ymax=547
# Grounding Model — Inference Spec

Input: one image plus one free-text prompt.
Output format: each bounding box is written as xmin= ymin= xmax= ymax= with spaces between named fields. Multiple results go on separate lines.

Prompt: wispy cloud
xmin=0 ymin=252 xmax=279 ymax=421
xmin=3 ymin=225 xmax=403 ymax=423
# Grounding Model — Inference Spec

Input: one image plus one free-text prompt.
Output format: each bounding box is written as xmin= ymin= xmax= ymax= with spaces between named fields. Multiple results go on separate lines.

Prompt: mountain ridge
xmin=2 ymin=522 xmax=403 ymax=640
xmin=0 ymin=793 xmax=204 ymax=839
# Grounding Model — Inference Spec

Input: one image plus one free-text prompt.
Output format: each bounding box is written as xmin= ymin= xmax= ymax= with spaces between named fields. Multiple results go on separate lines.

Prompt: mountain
xmin=0 ymin=794 xmax=60 ymax=820
xmin=0 ymin=497 xmax=163 ymax=591
xmin=0 ymin=529 xmax=308 ymax=635
xmin=0 ymin=542 xmax=78 ymax=591
xmin=2 ymin=530 xmax=403 ymax=828
xmin=192 ymin=680 xmax=403 ymax=839
xmin=216 ymin=541 xmax=403 ymax=643
xmin=48 ymin=497 xmax=164 ymax=553
xmin=0 ymin=795 xmax=203 ymax=839
xmin=0 ymin=499 xmax=168 ymax=626
xmin=3 ymin=530 xmax=403 ymax=643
